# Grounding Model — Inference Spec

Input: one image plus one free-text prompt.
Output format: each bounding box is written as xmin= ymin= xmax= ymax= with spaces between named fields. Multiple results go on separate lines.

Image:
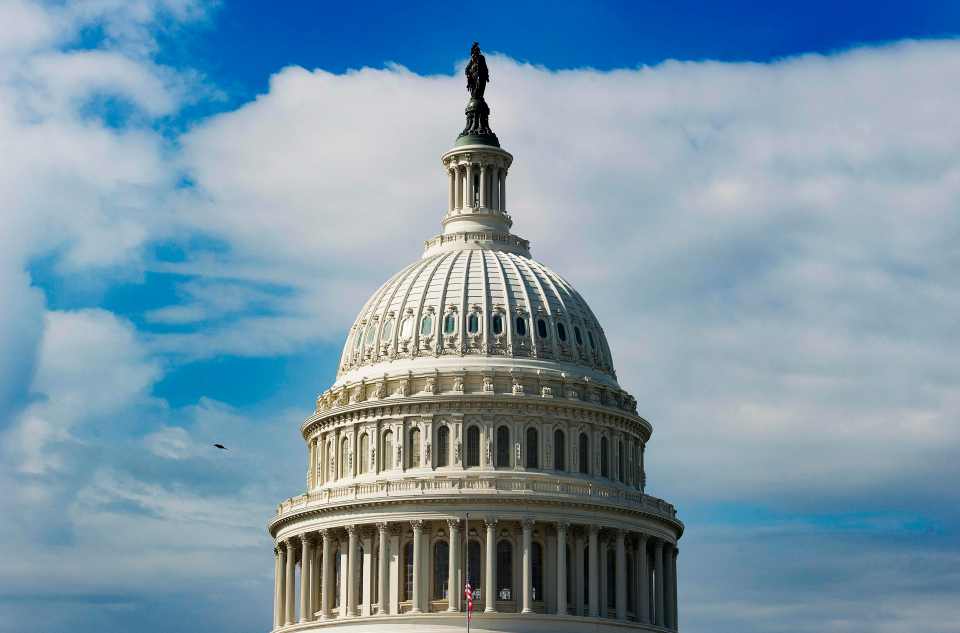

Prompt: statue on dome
xmin=465 ymin=42 xmax=489 ymax=99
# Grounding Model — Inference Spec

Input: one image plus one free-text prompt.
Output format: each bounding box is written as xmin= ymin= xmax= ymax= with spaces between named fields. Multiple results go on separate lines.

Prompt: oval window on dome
xmin=492 ymin=314 xmax=504 ymax=335
xmin=574 ymin=326 xmax=583 ymax=346
xmin=381 ymin=318 xmax=394 ymax=340
xmin=353 ymin=327 xmax=364 ymax=351
xmin=443 ymin=314 xmax=457 ymax=334
xmin=400 ymin=316 xmax=413 ymax=339
xmin=557 ymin=322 xmax=567 ymax=341
xmin=515 ymin=317 xmax=527 ymax=337
xmin=467 ymin=312 xmax=479 ymax=334
xmin=588 ymin=331 xmax=595 ymax=349
xmin=365 ymin=323 xmax=377 ymax=346
xmin=536 ymin=318 xmax=548 ymax=339
xmin=420 ymin=314 xmax=433 ymax=336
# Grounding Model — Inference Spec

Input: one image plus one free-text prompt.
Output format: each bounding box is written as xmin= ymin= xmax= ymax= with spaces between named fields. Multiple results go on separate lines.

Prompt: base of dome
xmin=273 ymin=612 xmax=667 ymax=632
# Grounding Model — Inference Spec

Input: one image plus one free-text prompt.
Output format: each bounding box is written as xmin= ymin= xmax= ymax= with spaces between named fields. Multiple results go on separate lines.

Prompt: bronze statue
xmin=465 ymin=42 xmax=489 ymax=99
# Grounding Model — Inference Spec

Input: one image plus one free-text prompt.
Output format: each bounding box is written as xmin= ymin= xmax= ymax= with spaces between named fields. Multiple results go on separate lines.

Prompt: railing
xmin=275 ymin=473 xmax=678 ymax=522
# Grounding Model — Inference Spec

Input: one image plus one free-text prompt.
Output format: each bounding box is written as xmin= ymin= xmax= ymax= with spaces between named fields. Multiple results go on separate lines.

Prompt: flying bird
xmin=213 ymin=443 xmax=228 ymax=450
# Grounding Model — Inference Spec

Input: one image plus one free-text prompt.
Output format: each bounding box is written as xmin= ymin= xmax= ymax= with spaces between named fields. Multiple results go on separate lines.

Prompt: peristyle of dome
xmin=268 ymin=43 xmax=682 ymax=633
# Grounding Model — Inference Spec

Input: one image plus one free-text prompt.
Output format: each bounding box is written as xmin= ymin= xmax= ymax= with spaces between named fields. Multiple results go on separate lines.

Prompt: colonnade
xmin=447 ymin=162 xmax=507 ymax=212
xmin=273 ymin=518 xmax=678 ymax=630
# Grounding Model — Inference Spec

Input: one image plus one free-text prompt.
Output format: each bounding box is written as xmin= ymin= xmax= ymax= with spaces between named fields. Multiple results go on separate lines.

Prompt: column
xmin=307 ymin=438 xmax=316 ymax=489
xmin=389 ymin=526 xmax=401 ymax=614
xmin=672 ymin=547 xmax=679 ymax=630
xmin=588 ymin=526 xmax=599 ymax=617
xmin=273 ymin=545 xmax=283 ymax=628
xmin=600 ymin=536 xmax=608 ymax=616
xmin=654 ymin=539 xmax=665 ymax=627
xmin=556 ymin=523 xmax=568 ymax=615
xmin=484 ymin=519 xmax=497 ymax=612
xmin=615 ymin=530 xmax=626 ymax=620
xmin=347 ymin=526 xmax=359 ymax=616
xmin=447 ymin=519 xmax=460 ymax=611
xmin=300 ymin=535 xmax=314 ymax=623
xmin=574 ymin=529 xmax=585 ymax=616
xmin=410 ymin=520 xmax=424 ymax=613
xmin=361 ymin=530 xmax=374 ymax=616
xmin=377 ymin=523 xmax=389 ymax=615
xmin=637 ymin=534 xmax=649 ymax=624
xmin=521 ymin=519 xmax=533 ymax=614
xmin=284 ymin=539 xmax=296 ymax=625
xmin=448 ymin=168 xmax=455 ymax=211
xmin=479 ymin=165 xmax=488 ymax=207
xmin=312 ymin=545 xmax=321 ymax=619
xmin=465 ymin=163 xmax=474 ymax=208
xmin=320 ymin=530 xmax=332 ymax=619
xmin=499 ymin=169 xmax=506 ymax=210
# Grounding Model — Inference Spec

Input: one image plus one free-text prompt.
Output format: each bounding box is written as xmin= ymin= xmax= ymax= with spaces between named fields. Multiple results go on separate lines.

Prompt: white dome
xmin=337 ymin=246 xmax=617 ymax=385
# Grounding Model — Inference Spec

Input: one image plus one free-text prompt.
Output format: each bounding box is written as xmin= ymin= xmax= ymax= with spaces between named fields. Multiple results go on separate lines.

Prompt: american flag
xmin=464 ymin=581 xmax=474 ymax=620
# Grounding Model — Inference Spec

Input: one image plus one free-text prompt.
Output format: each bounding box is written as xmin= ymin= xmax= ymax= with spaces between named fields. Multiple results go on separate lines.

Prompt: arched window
xmin=536 ymin=318 xmax=548 ymax=338
xmin=420 ymin=314 xmax=433 ymax=336
xmin=532 ymin=542 xmax=544 ymax=602
xmin=618 ymin=440 xmax=625 ymax=482
xmin=434 ymin=540 xmax=449 ymax=599
xmin=496 ymin=540 xmax=513 ymax=599
xmin=465 ymin=426 xmax=480 ymax=467
xmin=515 ymin=317 xmax=527 ymax=337
xmin=526 ymin=427 xmax=539 ymax=469
xmin=403 ymin=542 xmax=414 ymax=601
xmin=588 ymin=330 xmax=595 ymax=349
xmin=443 ymin=313 xmax=457 ymax=335
xmin=400 ymin=316 xmax=413 ymax=339
xmin=492 ymin=313 xmax=504 ymax=335
xmin=365 ymin=323 xmax=377 ymax=346
xmin=554 ymin=429 xmax=566 ymax=471
xmin=557 ymin=322 xmax=567 ymax=341
xmin=382 ymin=430 xmax=393 ymax=471
xmin=340 ymin=436 xmax=350 ymax=479
xmin=333 ymin=545 xmax=342 ymax=608
xmin=467 ymin=312 xmax=479 ymax=334
xmin=574 ymin=326 xmax=583 ymax=346
xmin=600 ymin=436 xmax=609 ymax=478
xmin=578 ymin=433 xmax=589 ymax=474
xmin=409 ymin=427 xmax=421 ymax=468
xmin=381 ymin=318 xmax=394 ymax=341
xmin=436 ymin=426 xmax=449 ymax=467
xmin=358 ymin=433 xmax=369 ymax=474
xmin=496 ymin=426 xmax=510 ymax=467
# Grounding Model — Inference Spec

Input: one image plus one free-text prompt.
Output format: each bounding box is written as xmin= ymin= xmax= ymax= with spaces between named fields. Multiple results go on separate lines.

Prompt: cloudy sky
xmin=2 ymin=1 xmax=959 ymax=632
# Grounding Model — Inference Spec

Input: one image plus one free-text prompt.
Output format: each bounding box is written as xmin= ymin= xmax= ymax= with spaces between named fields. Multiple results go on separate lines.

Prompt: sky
xmin=1 ymin=1 xmax=959 ymax=632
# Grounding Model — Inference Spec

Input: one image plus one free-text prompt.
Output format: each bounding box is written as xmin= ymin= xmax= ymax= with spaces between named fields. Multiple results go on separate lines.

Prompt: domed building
xmin=268 ymin=44 xmax=682 ymax=633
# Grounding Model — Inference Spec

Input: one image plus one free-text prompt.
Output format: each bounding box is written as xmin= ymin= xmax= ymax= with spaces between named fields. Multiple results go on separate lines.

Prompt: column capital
xmin=410 ymin=519 xmax=424 ymax=532
xmin=484 ymin=517 xmax=498 ymax=529
xmin=521 ymin=518 xmax=535 ymax=530
xmin=302 ymin=532 xmax=317 ymax=545
xmin=588 ymin=524 xmax=600 ymax=535
xmin=446 ymin=518 xmax=461 ymax=531
xmin=376 ymin=521 xmax=389 ymax=533
xmin=346 ymin=525 xmax=358 ymax=537
xmin=555 ymin=521 xmax=570 ymax=532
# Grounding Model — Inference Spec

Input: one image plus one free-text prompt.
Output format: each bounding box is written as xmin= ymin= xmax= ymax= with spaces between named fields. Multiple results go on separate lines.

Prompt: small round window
xmin=492 ymin=314 xmax=504 ymax=335
xmin=420 ymin=315 xmax=434 ymax=336
xmin=574 ymin=326 xmax=583 ymax=346
xmin=515 ymin=317 xmax=527 ymax=337
xmin=467 ymin=313 xmax=480 ymax=334
xmin=536 ymin=318 xmax=548 ymax=338
xmin=443 ymin=314 xmax=457 ymax=334
xmin=557 ymin=322 xmax=567 ymax=341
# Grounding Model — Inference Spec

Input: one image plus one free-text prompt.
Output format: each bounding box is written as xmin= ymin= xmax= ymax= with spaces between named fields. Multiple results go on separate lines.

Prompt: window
xmin=467 ymin=312 xmax=479 ymax=334
xmin=532 ymin=542 xmax=543 ymax=602
xmin=600 ymin=436 xmax=609 ymax=477
xmin=353 ymin=328 xmax=363 ymax=351
xmin=554 ymin=429 xmax=566 ymax=471
xmin=607 ymin=546 xmax=616 ymax=608
xmin=496 ymin=426 xmax=510 ymax=467
xmin=515 ymin=317 xmax=527 ymax=337
xmin=492 ymin=314 xmax=504 ymax=335
xmin=526 ymin=427 xmax=539 ymax=469
xmin=443 ymin=313 xmax=456 ymax=335
xmin=409 ymin=428 xmax=421 ymax=468
xmin=434 ymin=540 xmax=449 ymax=599
xmin=467 ymin=540 xmax=481 ymax=591
xmin=574 ymin=326 xmax=583 ymax=346
xmin=382 ymin=430 xmax=393 ymax=470
xmin=557 ymin=322 xmax=567 ymax=341
xmin=536 ymin=318 xmax=548 ymax=338
xmin=381 ymin=318 xmax=394 ymax=340
xmin=365 ymin=323 xmax=377 ymax=346
xmin=334 ymin=545 xmax=342 ymax=607
xmin=437 ymin=426 xmax=449 ymax=467
xmin=358 ymin=433 xmax=369 ymax=474
xmin=466 ymin=426 xmax=480 ymax=467
xmin=588 ymin=331 xmax=595 ymax=349
xmin=340 ymin=437 xmax=350 ymax=479
xmin=618 ymin=440 xmax=625 ymax=482
xmin=420 ymin=314 xmax=433 ymax=336
xmin=400 ymin=316 xmax=413 ymax=339
xmin=496 ymin=540 xmax=513 ymax=599
xmin=579 ymin=433 xmax=589 ymax=474
xmin=404 ymin=542 xmax=414 ymax=600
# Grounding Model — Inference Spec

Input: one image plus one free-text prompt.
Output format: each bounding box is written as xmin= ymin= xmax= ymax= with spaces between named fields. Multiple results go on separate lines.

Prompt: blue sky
xmin=2 ymin=2 xmax=960 ymax=632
